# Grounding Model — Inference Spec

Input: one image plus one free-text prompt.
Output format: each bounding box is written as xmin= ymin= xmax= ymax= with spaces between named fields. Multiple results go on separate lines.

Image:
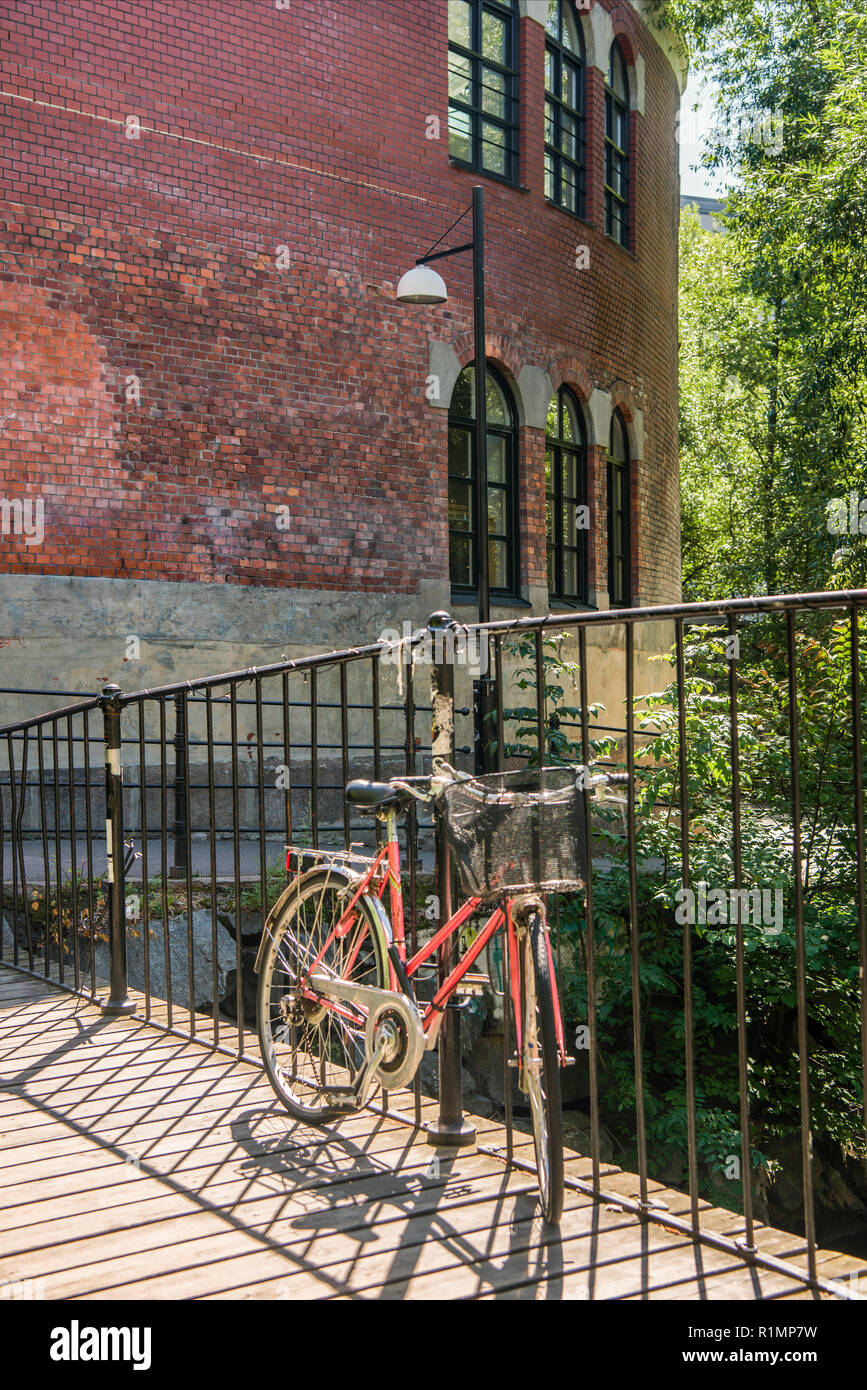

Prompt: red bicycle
xmin=255 ymin=765 xmax=613 ymax=1223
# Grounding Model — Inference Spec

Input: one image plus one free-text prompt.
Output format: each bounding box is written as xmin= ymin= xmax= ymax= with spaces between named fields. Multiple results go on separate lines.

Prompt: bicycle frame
xmin=289 ymin=806 xmax=568 ymax=1062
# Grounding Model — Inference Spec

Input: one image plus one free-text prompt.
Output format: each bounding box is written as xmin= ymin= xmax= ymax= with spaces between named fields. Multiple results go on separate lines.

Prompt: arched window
xmin=448 ymin=0 xmax=519 ymax=184
xmin=448 ymin=364 xmax=519 ymax=596
xmin=605 ymin=41 xmax=630 ymax=247
xmin=607 ymin=410 xmax=631 ymax=606
xmin=544 ymin=1 xmax=586 ymax=217
xmin=546 ymin=387 xmax=588 ymax=602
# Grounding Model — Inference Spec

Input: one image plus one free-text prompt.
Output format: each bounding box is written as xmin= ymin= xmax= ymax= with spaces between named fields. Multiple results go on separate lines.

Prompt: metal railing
xmin=2 ymin=589 xmax=866 ymax=1297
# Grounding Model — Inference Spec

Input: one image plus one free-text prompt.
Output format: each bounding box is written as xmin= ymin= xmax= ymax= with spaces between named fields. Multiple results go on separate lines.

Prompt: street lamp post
xmin=397 ymin=184 xmax=496 ymax=774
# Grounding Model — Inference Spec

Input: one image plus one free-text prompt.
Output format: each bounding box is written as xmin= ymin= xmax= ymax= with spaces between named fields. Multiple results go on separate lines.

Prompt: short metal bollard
xmin=99 ymin=684 xmax=135 ymax=1017
xmin=426 ymin=611 xmax=476 ymax=1148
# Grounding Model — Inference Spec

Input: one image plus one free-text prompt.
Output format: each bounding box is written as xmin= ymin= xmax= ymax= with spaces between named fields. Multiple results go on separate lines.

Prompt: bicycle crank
xmin=307 ymin=974 xmax=424 ymax=1095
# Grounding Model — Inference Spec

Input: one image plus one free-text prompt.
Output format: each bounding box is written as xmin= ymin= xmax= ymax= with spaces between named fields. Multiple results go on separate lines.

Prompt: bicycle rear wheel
xmin=256 ymin=868 xmax=389 ymax=1123
xmin=518 ymin=908 xmax=564 ymax=1224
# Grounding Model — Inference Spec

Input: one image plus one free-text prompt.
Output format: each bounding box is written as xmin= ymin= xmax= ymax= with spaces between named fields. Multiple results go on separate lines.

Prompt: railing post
xmin=427 ymin=611 xmax=476 ymax=1148
xmin=99 ymin=684 xmax=135 ymax=1016
xmin=170 ymin=691 xmax=188 ymax=880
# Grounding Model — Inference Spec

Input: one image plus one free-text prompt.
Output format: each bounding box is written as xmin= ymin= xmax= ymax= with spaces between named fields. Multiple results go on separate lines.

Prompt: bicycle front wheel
xmin=256 ymin=868 xmax=390 ymax=1123
xmin=518 ymin=908 xmax=564 ymax=1224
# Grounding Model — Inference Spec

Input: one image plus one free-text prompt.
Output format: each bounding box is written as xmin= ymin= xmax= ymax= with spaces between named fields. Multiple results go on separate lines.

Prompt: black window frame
xmin=448 ymin=0 xmax=520 ymax=187
xmin=604 ymin=41 xmax=630 ymax=248
xmin=546 ymin=386 xmax=589 ymax=604
xmin=448 ymin=363 xmax=520 ymax=600
xmin=544 ymin=0 xmax=586 ymax=219
xmin=607 ymin=410 xmax=631 ymax=608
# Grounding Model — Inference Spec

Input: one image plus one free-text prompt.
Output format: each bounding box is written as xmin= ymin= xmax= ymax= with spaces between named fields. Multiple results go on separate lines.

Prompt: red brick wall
xmin=0 ymin=0 xmax=681 ymax=605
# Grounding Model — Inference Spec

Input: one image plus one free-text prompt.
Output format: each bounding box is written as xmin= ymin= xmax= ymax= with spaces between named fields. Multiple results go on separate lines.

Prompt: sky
xmin=679 ymin=68 xmax=731 ymax=200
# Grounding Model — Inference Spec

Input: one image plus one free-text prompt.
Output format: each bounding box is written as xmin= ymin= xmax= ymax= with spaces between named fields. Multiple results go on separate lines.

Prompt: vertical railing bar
xmin=402 ymin=655 xmax=422 ymax=1127
xmin=625 ymin=622 xmax=648 ymax=1209
xmin=0 ymin=740 xmax=6 ymax=968
xmin=534 ymin=629 xmax=545 ymax=766
xmin=5 ymin=732 xmax=25 ymax=968
xmin=728 ymin=614 xmax=754 ymax=1250
xmin=373 ymin=653 xmax=383 ymax=853
xmin=158 ymin=699 xmax=173 ymax=1030
xmin=282 ymin=672 xmax=292 ymax=849
xmin=340 ymin=664 xmax=350 ymax=847
xmin=786 ymin=609 xmax=817 ymax=1284
xmin=310 ymin=670 xmax=319 ymax=849
xmin=137 ymin=702 xmax=151 ymax=1019
xmin=35 ymin=727 xmax=52 ymax=980
xmin=230 ymin=684 xmax=243 ymax=1056
xmin=66 ymin=714 xmax=80 ymax=992
xmin=82 ymin=710 xmax=97 ymax=994
xmin=851 ymin=603 xmax=867 ymax=1157
xmin=256 ymin=677 xmax=268 ymax=975
xmin=494 ymin=634 xmax=505 ymax=775
xmin=181 ymin=691 xmax=195 ymax=1039
xmin=502 ymin=907 xmax=514 ymax=1166
xmin=578 ymin=625 xmax=600 ymax=1191
xmin=676 ymin=618 xmax=700 ymax=1232
xmin=51 ymin=719 xmax=64 ymax=985
xmin=206 ymin=689 xmax=219 ymax=1048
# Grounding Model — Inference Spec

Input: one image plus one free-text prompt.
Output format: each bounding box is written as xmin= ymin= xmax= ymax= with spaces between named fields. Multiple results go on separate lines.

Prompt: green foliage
xmin=498 ymin=632 xmax=613 ymax=766
xmin=554 ymin=616 xmax=867 ymax=1196
xmin=676 ymin=1 xmax=867 ymax=600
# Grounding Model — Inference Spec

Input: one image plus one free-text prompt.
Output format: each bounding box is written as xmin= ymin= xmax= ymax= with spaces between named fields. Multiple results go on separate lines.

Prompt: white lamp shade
xmin=395 ymin=264 xmax=448 ymax=305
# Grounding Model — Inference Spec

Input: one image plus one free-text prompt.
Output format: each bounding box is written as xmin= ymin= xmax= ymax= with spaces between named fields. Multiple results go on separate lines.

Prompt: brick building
xmin=0 ymin=0 xmax=686 ymax=705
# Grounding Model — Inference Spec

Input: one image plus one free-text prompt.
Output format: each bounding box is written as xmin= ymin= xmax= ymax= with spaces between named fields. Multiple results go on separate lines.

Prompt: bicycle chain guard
xmin=308 ymin=974 xmax=424 ymax=1092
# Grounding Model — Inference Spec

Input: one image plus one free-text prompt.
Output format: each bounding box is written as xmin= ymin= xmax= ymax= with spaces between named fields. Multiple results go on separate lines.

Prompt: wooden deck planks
xmin=1 ymin=962 xmax=866 ymax=1301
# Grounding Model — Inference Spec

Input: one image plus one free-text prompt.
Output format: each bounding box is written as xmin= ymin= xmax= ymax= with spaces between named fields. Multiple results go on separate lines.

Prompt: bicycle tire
xmin=256 ymin=867 xmax=390 ymax=1123
xmin=519 ymin=908 xmax=564 ymax=1224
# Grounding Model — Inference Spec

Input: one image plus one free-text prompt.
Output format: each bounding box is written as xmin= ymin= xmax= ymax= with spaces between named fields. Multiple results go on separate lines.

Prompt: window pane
xmin=449 ymin=106 xmax=472 ymax=163
xmin=559 ymin=111 xmax=578 ymax=159
xmin=487 ymin=485 xmax=507 ymax=535
xmin=448 ymin=0 xmax=472 ymax=48
xmin=547 ymin=547 xmax=555 ymax=591
xmin=544 ymin=152 xmax=554 ymax=200
xmin=562 ymin=3 xmax=580 ymax=53
xmin=562 ymin=451 xmax=577 ymax=498
xmin=546 ymin=0 xmax=558 ymax=39
xmin=562 ymin=395 xmax=577 ymax=444
xmin=562 ymin=500 xmax=576 ymax=538
xmin=448 ymin=53 xmax=472 ymax=103
xmin=609 ymin=43 xmax=628 ymax=102
xmin=451 ymin=369 xmax=473 ymax=420
xmin=481 ymin=67 xmax=506 ymax=119
xmin=487 ymin=433 xmax=506 ymax=482
xmin=489 ymin=538 xmax=508 ymax=589
xmin=450 ymin=533 xmax=472 ymax=587
xmin=481 ymin=121 xmax=507 ymax=175
xmin=546 ymin=495 xmax=554 ymax=542
xmin=485 ymin=373 xmax=508 ymax=426
xmin=545 ymin=49 xmax=555 ymax=94
xmin=561 ymin=62 xmax=579 ymax=109
xmin=482 ymin=10 xmax=507 ymax=64
xmin=563 ymin=548 xmax=578 ymax=595
xmin=546 ymin=399 xmax=558 ymax=439
xmin=449 ymin=478 xmax=473 ymax=529
xmin=449 ymin=425 xmax=473 ymax=477
xmin=610 ymin=412 xmax=628 ymax=462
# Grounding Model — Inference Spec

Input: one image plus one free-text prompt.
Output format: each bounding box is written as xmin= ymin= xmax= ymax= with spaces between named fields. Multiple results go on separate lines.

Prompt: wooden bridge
xmin=1 ymin=962 xmax=864 ymax=1301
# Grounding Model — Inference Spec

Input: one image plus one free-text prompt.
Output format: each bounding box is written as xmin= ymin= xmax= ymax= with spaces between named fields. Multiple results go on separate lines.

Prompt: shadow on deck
xmin=1 ymin=962 xmax=864 ymax=1301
